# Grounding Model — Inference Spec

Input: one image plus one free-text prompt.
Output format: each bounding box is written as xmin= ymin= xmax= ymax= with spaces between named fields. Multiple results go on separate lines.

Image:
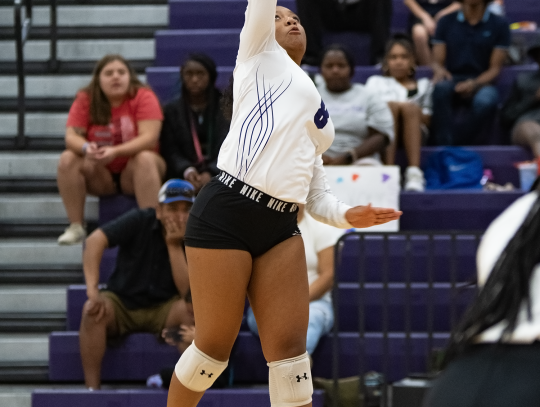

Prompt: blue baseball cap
xmin=158 ymin=179 xmax=195 ymax=204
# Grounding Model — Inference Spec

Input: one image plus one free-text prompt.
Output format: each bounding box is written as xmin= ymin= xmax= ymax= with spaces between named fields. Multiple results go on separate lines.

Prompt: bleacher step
xmin=0 ymin=5 xmax=168 ymax=27
xmin=0 ymin=239 xmax=82 ymax=265
xmin=0 ymin=286 xmax=66 ymax=313
xmin=0 ymin=39 xmax=155 ymax=63
xmin=0 ymin=152 xmax=59 ymax=176
xmin=0 ymin=362 xmax=49 ymax=384
xmin=0 ymin=194 xmax=97 ymax=220
xmin=0 ymin=313 xmax=66 ymax=333
xmin=0 ymin=334 xmax=48 ymax=363
xmin=0 ymin=264 xmax=83 ymax=285
xmin=0 ymin=113 xmax=67 ymax=137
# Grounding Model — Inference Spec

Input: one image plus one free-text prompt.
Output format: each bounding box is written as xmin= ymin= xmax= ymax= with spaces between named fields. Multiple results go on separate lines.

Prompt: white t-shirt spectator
xmin=300 ymin=212 xmax=344 ymax=303
xmin=316 ymin=83 xmax=394 ymax=162
xmin=365 ymin=75 xmax=433 ymax=116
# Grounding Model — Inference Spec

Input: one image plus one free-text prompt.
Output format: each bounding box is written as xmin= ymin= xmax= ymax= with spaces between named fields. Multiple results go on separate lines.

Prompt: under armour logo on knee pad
xmin=296 ymin=373 xmax=309 ymax=382
xmin=200 ymin=370 xmax=213 ymax=378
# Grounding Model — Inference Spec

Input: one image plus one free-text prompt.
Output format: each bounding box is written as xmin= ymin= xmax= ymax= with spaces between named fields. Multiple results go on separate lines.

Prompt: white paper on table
xmin=323 ymin=165 xmax=401 ymax=232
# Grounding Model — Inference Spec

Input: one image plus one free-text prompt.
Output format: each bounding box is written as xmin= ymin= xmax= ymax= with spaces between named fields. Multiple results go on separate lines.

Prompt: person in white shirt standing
xmin=424 ymin=180 xmax=540 ymax=406
xmin=366 ymin=35 xmax=432 ymax=191
xmin=166 ymin=1 xmax=402 ymax=406
xmin=246 ymin=205 xmax=343 ymax=361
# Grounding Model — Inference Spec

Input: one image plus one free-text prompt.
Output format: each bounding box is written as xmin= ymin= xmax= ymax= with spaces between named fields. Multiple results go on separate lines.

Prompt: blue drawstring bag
xmin=424 ymin=147 xmax=483 ymax=189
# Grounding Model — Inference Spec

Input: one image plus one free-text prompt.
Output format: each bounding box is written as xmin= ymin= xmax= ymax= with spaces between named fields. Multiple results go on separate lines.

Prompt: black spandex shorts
xmin=185 ymin=171 xmax=300 ymax=257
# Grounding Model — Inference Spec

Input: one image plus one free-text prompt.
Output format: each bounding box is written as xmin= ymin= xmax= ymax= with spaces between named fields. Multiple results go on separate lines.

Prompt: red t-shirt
xmin=66 ymin=87 xmax=163 ymax=173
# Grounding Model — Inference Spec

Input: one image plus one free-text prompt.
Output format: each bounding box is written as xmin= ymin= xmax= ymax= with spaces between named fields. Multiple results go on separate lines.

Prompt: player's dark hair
xmin=445 ymin=180 xmax=540 ymax=363
xmin=220 ymin=75 xmax=234 ymax=121
xmin=319 ymin=44 xmax=355 ymax=77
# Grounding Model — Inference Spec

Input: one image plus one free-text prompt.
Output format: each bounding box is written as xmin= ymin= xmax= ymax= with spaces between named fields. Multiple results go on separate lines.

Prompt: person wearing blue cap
xmin=79 ymin=179 xmax=195 ymax=390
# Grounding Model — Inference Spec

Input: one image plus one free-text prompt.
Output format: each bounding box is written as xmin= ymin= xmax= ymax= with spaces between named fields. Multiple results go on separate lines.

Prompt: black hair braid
xmin=445 ymin=188 xmax=540 ymax=363
xmin=221 ymin=75 xmax=234 ymax=121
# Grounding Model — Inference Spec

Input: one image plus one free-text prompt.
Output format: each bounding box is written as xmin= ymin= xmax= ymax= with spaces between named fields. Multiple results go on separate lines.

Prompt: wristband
xmin=82 ymin=142 xmax=89 ymax=156
xmin=183 ymin=167 xmax=197 ymax=179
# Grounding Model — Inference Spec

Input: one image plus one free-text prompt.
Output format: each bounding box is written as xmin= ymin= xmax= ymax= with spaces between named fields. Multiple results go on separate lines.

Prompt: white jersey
xmin=217 ymin=0 xmax=352 ymax=229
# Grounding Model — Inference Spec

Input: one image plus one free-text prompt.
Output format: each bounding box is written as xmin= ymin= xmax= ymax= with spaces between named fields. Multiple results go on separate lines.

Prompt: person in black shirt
xmin=159 ymin=54 xmax=230 ymax=193
xmin=404 ymin=0 xmax=461 ymax=65
xmin=79 ymin=179 xmax=195 ymax=390
xmin=501 ymin=41 xmax=540 ymax=165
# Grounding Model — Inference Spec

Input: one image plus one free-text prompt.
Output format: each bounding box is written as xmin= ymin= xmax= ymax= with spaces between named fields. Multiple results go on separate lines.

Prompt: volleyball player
xmin=167 ymin=1 xmax=402 ymax=406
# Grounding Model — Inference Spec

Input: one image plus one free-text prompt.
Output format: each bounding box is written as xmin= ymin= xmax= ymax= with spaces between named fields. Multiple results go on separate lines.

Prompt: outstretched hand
xmin=345 ymin=204 xmax=402 ymax=229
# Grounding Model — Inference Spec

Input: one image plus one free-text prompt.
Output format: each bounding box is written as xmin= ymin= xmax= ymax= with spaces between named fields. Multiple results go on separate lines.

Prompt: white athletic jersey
xmin=217 ymin=0 xmax=353 ymax=228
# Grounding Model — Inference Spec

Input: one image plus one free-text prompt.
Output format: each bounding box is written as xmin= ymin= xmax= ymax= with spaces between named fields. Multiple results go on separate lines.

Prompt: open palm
xmin=345 ymin=204 xmax=402 ymax=229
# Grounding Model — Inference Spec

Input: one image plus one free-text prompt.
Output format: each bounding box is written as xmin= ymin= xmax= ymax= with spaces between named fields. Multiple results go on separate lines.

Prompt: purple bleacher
xmin=337 ymin=234 xmax=478 ymax=283
xmin=32 ymin=388 xmax=324 ymax=407
xmin=147 ymin=66 xmax=234 ymax=104
xmin=401 ymin=190 xmax=524 ymax=231
xmin=337 ymin=283 xmax=476 ymax=332
xmin=48 ymin=331 xmax=448 ymax=384
xmin=391 ymin=0 xmax=409 ymax=32
xmin=496 ymin=64 xmax=536 ymax=104
xmin=169 ymin=0 xmax=296 ymax=30
xmin=155 ymin=29 xmax=241 ymax=67
xmin=505 ymin=0 xmax=540 ymax=24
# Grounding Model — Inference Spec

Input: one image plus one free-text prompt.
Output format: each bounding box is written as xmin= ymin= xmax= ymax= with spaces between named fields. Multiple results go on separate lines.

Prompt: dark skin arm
xmin=82 ymin=229 xmax=109 ymax=323
xmin=322 ymin=128 xmax=388 ymax=165
xmin=432 ymin=43 xmax=453 ymax=83
xmin=454 ymin=48 xmax=507 ymax=97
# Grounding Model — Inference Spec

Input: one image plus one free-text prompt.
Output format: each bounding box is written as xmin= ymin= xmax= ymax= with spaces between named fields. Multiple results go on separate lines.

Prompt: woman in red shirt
xmin=57 ymin=54 xmax=165 ymax=245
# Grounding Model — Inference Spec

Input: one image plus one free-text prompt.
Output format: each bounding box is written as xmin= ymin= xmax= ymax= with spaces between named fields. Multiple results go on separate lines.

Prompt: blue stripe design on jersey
xmin=235 ymin=66 xmax=292 ymax=180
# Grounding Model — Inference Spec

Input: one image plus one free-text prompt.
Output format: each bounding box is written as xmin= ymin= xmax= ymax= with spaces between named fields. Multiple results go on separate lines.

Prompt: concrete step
xmin=0 ymin=112 xmax=67 ymax=137
xmin=0 ymin=194 xmax=98 ymax=220
xmin=0 ymin=391 xmax=30 ymax=407
xmin=0 ymin=334 xmax=48 ymax=363
xmin=0 ymin=39 xmax=154 ymax=62
xmin=1 ymin=5 xmax=168 ymax=27
xmin=0 ymin=264 xmax=83 ymax=285
xmin=0 ymin=239 xmax=82 ymax=265
xmin=0 ymin=286 xmax=66 ymax=313
xmin=0 ymin=74 xmax=147 ymax=98
xmin=0 ymin=152 xmax=59 ymax=177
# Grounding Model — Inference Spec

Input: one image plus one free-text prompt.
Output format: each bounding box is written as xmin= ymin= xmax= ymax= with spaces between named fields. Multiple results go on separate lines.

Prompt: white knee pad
xmin=267 ymin=352 xmax=313 ymax=407
xmin=174 ymin=342 xmax=228 ymax=392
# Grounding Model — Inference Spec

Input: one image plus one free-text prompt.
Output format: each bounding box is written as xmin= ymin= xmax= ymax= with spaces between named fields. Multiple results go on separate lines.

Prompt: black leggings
xmin=423 ymin=342 xmax=540 ymax=407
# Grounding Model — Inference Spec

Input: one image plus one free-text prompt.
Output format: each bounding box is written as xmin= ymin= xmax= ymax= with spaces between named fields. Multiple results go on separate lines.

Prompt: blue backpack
xmin=424 ymin=147 xmax=483 ymax=190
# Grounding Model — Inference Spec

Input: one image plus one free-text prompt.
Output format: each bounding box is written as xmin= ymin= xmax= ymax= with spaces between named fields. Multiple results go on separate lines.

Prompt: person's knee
xmin=412 ymin=24 xmax=428 ymax=43
xmin=81 ymin=299 xmax=108 ymax=328
xmin=195 ymin=338 xmax=235 ymax=362
xmin=473 ymin=87 xmax=498 ymax=111
xmin=401 ymin=102 xmax=421 ymax=117
xmin=131 ymin=150 xmax=159 ymax=172
xmin=58 ymin=150 xmax=82 ymax=173
xmin=513 ymin=121 xmax=540 ymax=142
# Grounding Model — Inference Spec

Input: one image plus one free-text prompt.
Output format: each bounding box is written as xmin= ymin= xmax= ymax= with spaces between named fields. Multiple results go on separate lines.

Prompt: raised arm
xmin=237 ymin=0 xmax=278 ymax=63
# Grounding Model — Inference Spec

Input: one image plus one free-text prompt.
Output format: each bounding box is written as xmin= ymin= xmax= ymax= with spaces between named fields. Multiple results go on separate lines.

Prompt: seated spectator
xmin=501 ymin=41 xmax=540 ymax=165
xmin=404 ymin=0 xmax=461 ymax=66
xmin=246 ymin=205 xmax=343 ymax=361
xmin=296 ymin=0 xmax=392 ymax=65
xmin=317 ymin=45 xmax=394 ymax=166
xmin=57 ymin=54 xmax=165 ymax=245
xmin=366 ymin=35 xmax=431 ymax=191
xmin=431 ymin=0 xmax=510 ymax=146
xmin=160 ymin=54 xmax=229 ymax=193
xmin=79 ymin=179 xmax=194 ymax=390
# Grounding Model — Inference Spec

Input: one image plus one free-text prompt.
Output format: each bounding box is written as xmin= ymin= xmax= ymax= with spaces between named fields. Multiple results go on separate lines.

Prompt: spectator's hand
xmin=432 ymin=66 xmax=453 ymax=84
xmin=86 ymin=292 xmax=107 ymax=323
xmin=345 ymin=204 xmax=402 ymax=228
xmin=454 ymin=79 xmax=477 ymax=97
xmin=422 ymin=15 xmax=436 ymax=36
xmin=84 ymin=142 xmax=100 ymax=161
xmin=184 ymin=168 xmax=203 ymax=191
xmin=179 ymin=325 xmax=196 ymax=344
xmin=94 ymin=146 xmax=118 ymax=165
xmin=198 ymin=172 xmax=212 ymax=188
xmin=162 ymin=217 xmax=184 ymax=245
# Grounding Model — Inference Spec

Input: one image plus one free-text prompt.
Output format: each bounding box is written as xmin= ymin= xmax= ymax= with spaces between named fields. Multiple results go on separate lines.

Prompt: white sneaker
xmin=404 ymin=166 xmax=426 ymax=192
xmin=58 ymin=223 xmax=86 ymax=245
